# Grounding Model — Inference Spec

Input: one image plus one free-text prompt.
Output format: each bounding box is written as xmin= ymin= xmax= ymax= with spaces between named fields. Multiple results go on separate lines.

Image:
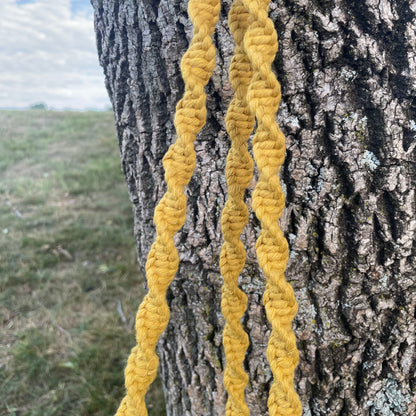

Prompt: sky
xmin=0 ymin=0 xmax=111 ymax=110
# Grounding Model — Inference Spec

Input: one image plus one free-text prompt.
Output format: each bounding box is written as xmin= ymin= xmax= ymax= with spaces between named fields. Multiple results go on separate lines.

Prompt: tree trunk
xmin=91 ymin=0 xmax=416 ymax=414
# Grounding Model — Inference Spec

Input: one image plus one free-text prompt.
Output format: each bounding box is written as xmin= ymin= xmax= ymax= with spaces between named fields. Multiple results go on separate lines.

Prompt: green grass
xmin=0 ymin=110 xmax=166 ymax=416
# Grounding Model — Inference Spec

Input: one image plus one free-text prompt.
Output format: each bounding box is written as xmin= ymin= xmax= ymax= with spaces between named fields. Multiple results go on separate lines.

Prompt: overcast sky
xmin=0 ymin=0 xmax=111 ymax=110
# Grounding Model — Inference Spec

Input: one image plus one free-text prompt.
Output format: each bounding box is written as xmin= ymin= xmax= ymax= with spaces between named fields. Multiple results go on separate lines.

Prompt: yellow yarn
xmin=114 ymin=1 xmax=220 ymax=415
xmin=115 ymin=0 xmax=301 ymax=414
xmin=242 ymin=0 xmax=302 ymax=415
xmin=220 ymin=1 xmax=254 ymax=415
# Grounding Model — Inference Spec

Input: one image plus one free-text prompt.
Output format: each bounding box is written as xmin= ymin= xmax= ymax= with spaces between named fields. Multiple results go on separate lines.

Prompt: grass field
xmin=0 ymin=110 xmax=165 ymax=415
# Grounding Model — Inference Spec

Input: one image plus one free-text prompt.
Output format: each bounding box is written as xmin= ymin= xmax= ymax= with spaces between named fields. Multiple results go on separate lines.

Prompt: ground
xmin=0 ymin=110 xmax=165 ymax=416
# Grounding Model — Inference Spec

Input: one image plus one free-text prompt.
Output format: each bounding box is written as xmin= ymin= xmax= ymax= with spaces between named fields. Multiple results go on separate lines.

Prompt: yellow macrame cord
xmin=116 ymin=0 xmax=301 ymax=415
xmin=243 ymin=0 xmax=302 ymax=414
xmin=115 ymin=1 xmax=220 ymax=415
xmin=220 ymin=0 xmax=254 ymax=415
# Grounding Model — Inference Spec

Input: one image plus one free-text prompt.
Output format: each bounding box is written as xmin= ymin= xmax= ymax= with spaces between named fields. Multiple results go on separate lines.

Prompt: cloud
xmin=0 ymin=0 xmax=111 ymax=110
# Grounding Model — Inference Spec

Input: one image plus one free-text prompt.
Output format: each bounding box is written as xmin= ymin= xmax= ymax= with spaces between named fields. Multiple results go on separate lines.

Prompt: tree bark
xmin=91 ymin=0 xmax=416 ymax=414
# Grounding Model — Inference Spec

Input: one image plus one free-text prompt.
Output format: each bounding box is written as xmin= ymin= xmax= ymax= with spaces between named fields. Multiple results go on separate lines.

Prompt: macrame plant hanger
xmin=115 ymin=0 xmax=302 ymax=415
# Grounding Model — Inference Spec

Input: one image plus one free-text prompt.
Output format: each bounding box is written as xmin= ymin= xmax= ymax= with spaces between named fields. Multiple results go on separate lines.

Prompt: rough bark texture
xmin=92 ymin=0 xmax=416 ymax=414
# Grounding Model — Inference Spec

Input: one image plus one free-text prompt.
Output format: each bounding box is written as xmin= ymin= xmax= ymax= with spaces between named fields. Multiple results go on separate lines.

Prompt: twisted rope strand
xmin=220 ymin=1 xmax=255 ymax=415
xmin=115 ymin=1 xmax=220 ymax=415
xmin=242 ymin=1 xmax=302 ymax=415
